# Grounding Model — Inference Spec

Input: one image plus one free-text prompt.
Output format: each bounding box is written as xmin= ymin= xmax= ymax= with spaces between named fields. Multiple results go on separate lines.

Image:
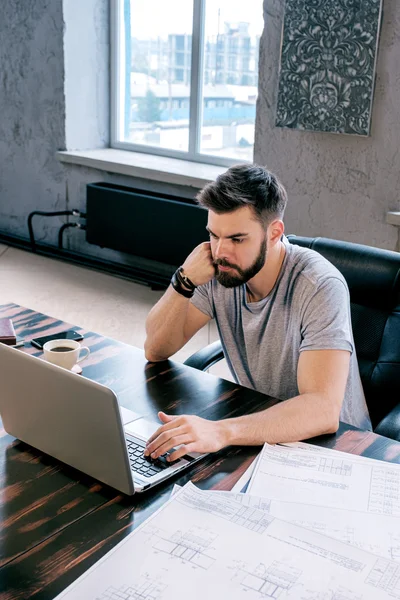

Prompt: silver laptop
xmin=0 ymin=344 xmax=206 ymax=494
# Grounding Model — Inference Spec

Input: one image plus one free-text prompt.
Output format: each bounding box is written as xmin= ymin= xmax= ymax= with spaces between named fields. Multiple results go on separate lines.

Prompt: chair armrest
xmin=183 ymin=340 xmax=224 ymax=371
xmin=374 ymin=404 xmax=400 ymax=442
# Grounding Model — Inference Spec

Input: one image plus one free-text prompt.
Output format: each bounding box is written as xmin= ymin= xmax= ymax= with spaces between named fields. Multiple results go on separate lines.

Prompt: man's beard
xmin=214 ymin=238 xmax=267 ymax=288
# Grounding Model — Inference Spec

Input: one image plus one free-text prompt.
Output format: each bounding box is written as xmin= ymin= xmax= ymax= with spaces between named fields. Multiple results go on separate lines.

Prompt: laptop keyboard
xmin=126 ymin=438 xmax=173 ymax=478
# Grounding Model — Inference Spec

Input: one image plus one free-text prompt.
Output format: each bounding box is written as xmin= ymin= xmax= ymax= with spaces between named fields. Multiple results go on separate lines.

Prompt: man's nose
xmin=214 ymin=238 xmax=230 ymax=260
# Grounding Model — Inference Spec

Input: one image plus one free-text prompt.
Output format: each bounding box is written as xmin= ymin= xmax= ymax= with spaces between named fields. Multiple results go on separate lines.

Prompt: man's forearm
xmin=145 ymin=286 xmax=191 ymax=361
xmin=218 ymin=392 xmax=340 ymax=447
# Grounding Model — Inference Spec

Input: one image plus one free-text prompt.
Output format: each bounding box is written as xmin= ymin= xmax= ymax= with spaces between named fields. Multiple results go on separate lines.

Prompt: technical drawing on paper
xmin=390 ymin=533 xmax=400 ymax=561
xmin=330 ymin=590 xmax=362 ymax=600
xmin=368 ymin=467 xmax=400 ymax=516
xmin=96 ymin=576 xmax=166 ymax=600
xmin=365 ymin=558 xmax=400 ymax=597
xmin=234 ymin=494 xmax=272 ymax=513
xmin=231 ymin=560 xmax=301 ymax=598
xmin=260 ymin=448 xmax=353 ymax=477
xmin=176 ymin=486 xmax=274 ymax=534
xmin=317 ymin=458 xmax=353 ymax=476
xmin=289 ymin=519 xmax=356 ymax=547
xmin=302 ymin=588 xmax=362 ymax=600
xmin=148 ymin=526 xmax=217 ymax=570
xmin=228 ymin=504 xmax=274 ymax=533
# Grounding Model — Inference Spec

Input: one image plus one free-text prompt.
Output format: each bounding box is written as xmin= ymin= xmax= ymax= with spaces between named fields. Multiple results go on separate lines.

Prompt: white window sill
xmin=387 ymin=211 xmax=400 ymax=227
xmin=56 ymin=148 xmax=226 ymax=188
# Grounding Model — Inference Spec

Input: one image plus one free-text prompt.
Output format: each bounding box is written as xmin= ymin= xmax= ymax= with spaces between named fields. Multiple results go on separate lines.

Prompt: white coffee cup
xmin=43 ymin=339 xmax=90 ymax=371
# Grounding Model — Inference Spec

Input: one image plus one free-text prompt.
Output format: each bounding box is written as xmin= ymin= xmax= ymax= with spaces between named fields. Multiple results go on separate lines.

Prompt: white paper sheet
xmin=55 ymin=482 xmax=400 ymax=600
xmin=204 ymin=489 xmax=400 ymax=563
xmin=171 ymin=484 xmax=181 ymax=496
xmin=230 ymin=453 xmax=260 ymax=493
xmin=248 ymin=443 xmax=400 ymax=516
xmin=175 ymin=445 xmax=400 ymax=562
xmin=281 ymin=441 xmax=392 ymax=464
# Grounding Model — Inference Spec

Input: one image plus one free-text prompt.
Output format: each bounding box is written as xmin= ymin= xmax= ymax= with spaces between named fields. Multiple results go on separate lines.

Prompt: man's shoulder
xmin=287 ymin=241 xmax=348 ymax=290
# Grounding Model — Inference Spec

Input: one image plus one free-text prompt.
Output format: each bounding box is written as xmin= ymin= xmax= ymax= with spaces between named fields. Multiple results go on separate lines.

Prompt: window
xmin=111 ymin=0 xmax=263 ymax=166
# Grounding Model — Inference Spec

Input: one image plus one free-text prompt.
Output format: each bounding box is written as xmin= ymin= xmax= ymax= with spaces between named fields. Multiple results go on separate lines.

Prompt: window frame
xmin=110 ymin=0 xmax=251 ymax=167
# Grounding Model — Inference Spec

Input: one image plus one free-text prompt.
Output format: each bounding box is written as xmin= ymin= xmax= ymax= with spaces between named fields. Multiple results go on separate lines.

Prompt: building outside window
xmin=111 ymin=0 xmax=263 ymax=165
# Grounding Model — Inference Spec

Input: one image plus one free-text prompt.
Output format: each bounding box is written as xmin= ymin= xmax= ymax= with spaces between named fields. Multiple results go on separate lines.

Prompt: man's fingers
xmin=145 ymin=425 xmax=188 ymax=455
xmin=146 ymin=417 xmax=182 ymax=446
xmin=145 ymin=426 xmax=165 ymax=447
xmin=158 ymin=411 xmax=173 ymax=423
xmin=167 ymin=442 xmax=198 ymax=462
xmin=146 ymin=428 xmax=187 ymax=456
xmin=149 ymin=434 xmax=192 ymax=460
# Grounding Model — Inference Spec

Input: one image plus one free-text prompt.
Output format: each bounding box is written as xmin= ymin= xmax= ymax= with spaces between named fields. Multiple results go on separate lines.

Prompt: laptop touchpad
xmin=124 ymin=417 xmax=160 ymax=442
xmin=120 ymin=406 xmax=142 ymax=425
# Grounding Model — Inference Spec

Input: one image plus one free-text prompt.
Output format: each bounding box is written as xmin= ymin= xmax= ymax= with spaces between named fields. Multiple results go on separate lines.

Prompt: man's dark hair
xmin=196 ymin=164 xmax=287 ymax=227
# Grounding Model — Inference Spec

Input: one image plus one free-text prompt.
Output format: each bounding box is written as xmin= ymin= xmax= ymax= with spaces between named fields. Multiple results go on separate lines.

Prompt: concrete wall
xmin=254 ymin=0 xmax=400 ymax=250
xmin=0 ymin=0 xmax=399 ymax=261
xmin=0 ymin=0 xmax=66 ymax=246
xmin=0 ymin=0 xmax=198 ymax=277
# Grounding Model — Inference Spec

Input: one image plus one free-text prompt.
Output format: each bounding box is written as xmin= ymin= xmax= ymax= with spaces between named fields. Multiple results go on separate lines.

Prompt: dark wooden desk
xmin=1 ymin=302 xmax=399 ymax=599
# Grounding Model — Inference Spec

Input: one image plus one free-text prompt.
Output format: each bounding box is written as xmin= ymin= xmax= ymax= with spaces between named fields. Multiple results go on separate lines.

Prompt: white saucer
xmin=71 ymin=364 xmax=82 ymax=375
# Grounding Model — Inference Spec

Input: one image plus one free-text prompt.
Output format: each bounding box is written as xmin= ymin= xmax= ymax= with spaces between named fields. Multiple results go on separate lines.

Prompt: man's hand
xmin=144 ymin=412 xmax=226 ymax=462
xmin=182 ymin=242 xmax=215 ymax=287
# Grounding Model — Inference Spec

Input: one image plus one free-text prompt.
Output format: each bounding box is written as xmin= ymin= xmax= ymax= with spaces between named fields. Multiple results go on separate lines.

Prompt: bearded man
xmin=144 ymin=164 xmax=371 ymax=462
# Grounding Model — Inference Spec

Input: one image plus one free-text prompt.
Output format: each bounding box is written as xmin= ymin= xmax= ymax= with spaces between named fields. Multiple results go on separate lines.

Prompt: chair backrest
xmin=287 ymin=235 xmax=400 ymax=428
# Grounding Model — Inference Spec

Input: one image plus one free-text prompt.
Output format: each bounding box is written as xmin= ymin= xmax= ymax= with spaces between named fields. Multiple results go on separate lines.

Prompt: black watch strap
xmin=177 ymin=267 xmax=197 ymax=291
xmin=171 ymin=270 xmax=194 ymax=298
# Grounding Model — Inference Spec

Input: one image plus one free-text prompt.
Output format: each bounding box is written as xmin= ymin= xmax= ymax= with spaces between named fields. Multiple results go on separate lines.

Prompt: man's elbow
xmin=144 ymin=351 xmax=162 ymax=363
xmin=144 ymin=340 xmax=168 ymax=363
xmin=324 ymin=404 xmax=341 ymax=434
xmin=325 ymin=416 xmax=340 ymax=435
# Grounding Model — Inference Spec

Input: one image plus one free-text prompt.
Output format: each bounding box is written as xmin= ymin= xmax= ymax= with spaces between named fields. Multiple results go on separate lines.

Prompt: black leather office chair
xmin=184 ymin=236 xmax=400 ymax=441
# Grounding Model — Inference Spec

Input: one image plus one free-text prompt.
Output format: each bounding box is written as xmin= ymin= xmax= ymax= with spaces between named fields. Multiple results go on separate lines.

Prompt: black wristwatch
xmin=176 ymin=267 xmax=197 ymax=291
xmin=171 ymin=269 xmax=194 ymax=298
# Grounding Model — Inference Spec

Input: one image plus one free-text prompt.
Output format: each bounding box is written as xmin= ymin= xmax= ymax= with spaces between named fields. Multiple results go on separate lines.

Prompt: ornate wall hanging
xmin=275 ymin=0 xmax=383 ymax=135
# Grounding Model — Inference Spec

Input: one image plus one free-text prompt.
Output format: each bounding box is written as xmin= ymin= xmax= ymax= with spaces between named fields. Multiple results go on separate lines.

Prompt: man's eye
xmin=209 ymin=232 xmax=217 ymax=239
xmin=232 ymin=238 xmax=243 ymax=244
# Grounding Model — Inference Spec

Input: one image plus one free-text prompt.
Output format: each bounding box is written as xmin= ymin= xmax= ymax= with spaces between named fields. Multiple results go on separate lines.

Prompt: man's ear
xmin=268 ymin=219 xmax=284 ymax=245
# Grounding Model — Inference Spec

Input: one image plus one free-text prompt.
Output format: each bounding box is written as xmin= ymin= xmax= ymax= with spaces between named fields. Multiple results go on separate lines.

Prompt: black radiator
xmin=86 ymin=182 xmax=208 ymax=266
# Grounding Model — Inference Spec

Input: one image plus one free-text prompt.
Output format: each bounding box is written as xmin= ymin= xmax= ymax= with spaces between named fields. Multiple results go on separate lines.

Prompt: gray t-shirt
xmin=191 ymin=237 xmax=372 ymax=431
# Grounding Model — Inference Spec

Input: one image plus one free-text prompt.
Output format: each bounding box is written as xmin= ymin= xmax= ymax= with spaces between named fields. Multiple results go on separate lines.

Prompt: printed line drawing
xmin=302 ymin=588 xmax=362 ymax=600
xmin=318 ymin=458 xmax=353 ymax=476
xmin=148 ymin=526 xmax=217 ymax=570
xmin=259 ymin=452 xmax=353 ymax=477
xmin=229 ymin=505 xmax=273 ymax=534
xmin=290 ymin=519 xmax=356 ymax=547
xmin=366 ymin=558 xmax=400 ymax=597
xmin=250 ymin=444 xmax=400 ymax=518
xmin=330 ymin=592 xmax=361 ymax=600
xmin=96 ymin=576 xmax=166 ymax=600
xmin=58 ymin=482 xmax=400 ymax=600
xmin=368 ymin=468 xmax=400 ymax=516
xmin=390 ymin=534 xmax=400 ymax=562
xmin=177 ymin=486 xmax=274 ymax=534
xmin=234 ymin=495 xmax=272 ymax=513
xmin=231 ymin=560 xmax=301 ymax=598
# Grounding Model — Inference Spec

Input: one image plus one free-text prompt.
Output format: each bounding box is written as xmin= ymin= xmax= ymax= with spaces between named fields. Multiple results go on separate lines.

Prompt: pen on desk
xmin=12 ymin=339 xmax=25 ymax=348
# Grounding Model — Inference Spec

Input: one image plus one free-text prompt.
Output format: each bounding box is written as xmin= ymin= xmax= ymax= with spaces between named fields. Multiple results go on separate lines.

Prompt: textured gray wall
xmin=0 ymin=0 xmax=198 ymax=275
xmin=255 ymin=0 xmax=400 ymax=250
xmin=0 ymin=0 xmax=66 ymax=245
xmin=1 ymin=0 xmax=399 ymax=261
